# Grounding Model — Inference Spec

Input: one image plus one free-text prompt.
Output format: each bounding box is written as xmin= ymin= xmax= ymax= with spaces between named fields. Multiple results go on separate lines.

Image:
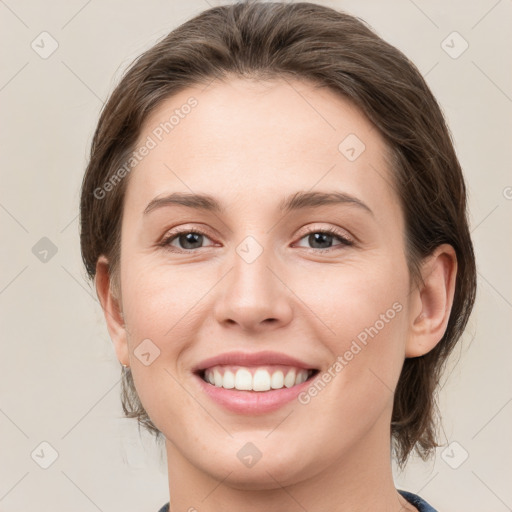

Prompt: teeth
xmin=284 ymin=369 xmax=296 ymax=388
xmin=235 ymin=368 xmax=252 ymax=390
xmin=253 ymin=369 xmax=271 ymax=391
xmin=223 ymin=370 xmax=235 ymax=389
xmin=203 ymin=366 xmax=311 ymax=392
xmin=271 ymin=371 xmax=284 ymax=389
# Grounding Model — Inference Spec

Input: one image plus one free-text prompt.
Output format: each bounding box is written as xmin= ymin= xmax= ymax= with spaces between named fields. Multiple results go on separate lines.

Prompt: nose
xmin=213 ymin=240 xmax=294 ymax=333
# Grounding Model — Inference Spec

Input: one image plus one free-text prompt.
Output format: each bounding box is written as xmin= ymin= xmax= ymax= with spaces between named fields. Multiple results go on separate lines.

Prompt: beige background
xmin=1 ymin=0 xmax=511 ymax=510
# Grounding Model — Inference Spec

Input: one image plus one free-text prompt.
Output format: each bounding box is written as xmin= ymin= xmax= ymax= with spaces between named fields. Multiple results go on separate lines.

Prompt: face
xmin=111 ymin=77 xmax=416 ymax=488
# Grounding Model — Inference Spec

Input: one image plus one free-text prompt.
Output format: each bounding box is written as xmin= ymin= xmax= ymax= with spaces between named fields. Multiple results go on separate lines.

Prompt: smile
xmin=200 ymin=365 xmax=318 ymax=391
xmin=192 ymin=350 xmax=321 ymax=414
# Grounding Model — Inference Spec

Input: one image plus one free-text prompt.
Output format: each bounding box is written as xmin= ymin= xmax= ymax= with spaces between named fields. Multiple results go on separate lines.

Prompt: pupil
xmin=310 ymin=232 xmax=332 ymax=249
xmin=181 ymin=233 xmax=202 ymax=249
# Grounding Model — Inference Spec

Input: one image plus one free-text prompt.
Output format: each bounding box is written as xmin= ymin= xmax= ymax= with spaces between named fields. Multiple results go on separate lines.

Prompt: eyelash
xmin=158 ymin=226 xmax=354 ymax=253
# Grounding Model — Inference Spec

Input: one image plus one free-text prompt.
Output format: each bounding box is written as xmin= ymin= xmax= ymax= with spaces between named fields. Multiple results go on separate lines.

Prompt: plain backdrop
xmin=1 ymin=1 xmax=511 ymax=511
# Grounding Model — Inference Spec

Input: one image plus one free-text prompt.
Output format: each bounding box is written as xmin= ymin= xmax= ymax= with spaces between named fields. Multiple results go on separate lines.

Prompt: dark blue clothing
xmin=398 ymin=490 xmax=438 ymax=511
xmin=157 ymin=490 xmax=437 ymax=511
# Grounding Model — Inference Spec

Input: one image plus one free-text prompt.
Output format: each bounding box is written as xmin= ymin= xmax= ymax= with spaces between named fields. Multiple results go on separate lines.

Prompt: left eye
xmin=294 ymin=228 xmax=354 ymax=251
xmin=160 ymin=228 xmax=353 ymax=252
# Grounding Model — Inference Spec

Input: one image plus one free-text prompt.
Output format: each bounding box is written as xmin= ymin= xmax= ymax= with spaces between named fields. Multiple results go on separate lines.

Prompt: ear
xmin=95 ymin=255 xmax=130 ymax=367
xmin=405 ymin=244 xmax=458 ymax=358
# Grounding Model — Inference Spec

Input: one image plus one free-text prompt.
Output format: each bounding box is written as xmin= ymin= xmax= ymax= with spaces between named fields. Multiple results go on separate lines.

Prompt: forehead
xmin=125 ymin=77 xmax=398 ymax=218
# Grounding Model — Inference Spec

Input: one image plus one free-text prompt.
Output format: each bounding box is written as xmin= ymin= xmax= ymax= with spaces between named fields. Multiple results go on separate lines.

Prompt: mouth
xmin=196 ymin=365 xmax=320 ymax=392
xmin=191 ymin=351 xmax=321 ymax=413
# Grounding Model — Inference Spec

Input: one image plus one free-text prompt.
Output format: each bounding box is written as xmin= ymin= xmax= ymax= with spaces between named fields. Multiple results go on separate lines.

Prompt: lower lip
xmin=193 ymin=372 xmax=317 ymax=414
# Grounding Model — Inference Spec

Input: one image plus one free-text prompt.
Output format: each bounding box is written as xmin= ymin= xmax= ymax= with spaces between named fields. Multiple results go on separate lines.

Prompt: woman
xmin=80 ymin=1 xmax=476 ymax=510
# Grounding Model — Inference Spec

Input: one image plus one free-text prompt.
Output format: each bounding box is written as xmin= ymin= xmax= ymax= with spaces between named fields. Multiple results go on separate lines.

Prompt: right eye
xmin=159 ymin=229 xmax=216 ymax=252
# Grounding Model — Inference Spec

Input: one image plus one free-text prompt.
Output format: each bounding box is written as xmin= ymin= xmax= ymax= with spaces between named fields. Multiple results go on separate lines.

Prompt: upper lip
xmin=192 ymin=351 xmax=317 ymax=373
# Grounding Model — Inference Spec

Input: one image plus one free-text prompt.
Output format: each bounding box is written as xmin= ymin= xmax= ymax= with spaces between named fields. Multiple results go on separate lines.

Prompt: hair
xmin=79 ymin=0 xmax=477 ymax=470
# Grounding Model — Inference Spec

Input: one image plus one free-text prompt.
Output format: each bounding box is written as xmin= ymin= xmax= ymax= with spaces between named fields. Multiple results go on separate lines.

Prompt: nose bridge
xmin=231 ymin=233 xmax=277 ymax=302
xmin=213 ymin=232 xmax=293 ymax=330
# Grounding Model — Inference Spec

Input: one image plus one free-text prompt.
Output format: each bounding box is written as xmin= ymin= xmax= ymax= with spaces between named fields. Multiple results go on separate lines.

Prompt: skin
xmin=95 ymin=76 xmax=457 ymax=512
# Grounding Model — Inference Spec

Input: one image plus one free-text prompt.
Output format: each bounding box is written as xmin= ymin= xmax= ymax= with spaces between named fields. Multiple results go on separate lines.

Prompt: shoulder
xmin=398 ymin=489 xmax=439 ymax=512
xmin=157 ymin=503 xmax=169 ymax=512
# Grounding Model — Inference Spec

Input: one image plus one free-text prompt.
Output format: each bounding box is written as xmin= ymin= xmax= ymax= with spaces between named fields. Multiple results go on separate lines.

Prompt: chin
xmin=211 ymin=466 xmax=304 ymax=491
xmin=199 ymin=445 xmax=312 ymax=490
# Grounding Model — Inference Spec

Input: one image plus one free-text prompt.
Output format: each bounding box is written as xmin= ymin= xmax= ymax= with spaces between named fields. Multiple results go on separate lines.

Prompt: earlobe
xmin=405 ymin=244 xmax=458 ymax=358
xmin=95 ymin=255 xmax=130 ymax=367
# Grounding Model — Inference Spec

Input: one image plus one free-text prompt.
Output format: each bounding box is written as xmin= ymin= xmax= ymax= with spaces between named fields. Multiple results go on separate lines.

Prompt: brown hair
xmin=80 ymin=0 xmax=476 ymax=469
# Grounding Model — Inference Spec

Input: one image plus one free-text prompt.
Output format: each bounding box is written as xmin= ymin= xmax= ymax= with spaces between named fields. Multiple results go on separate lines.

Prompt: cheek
xmin=306 ymin=256 xmax=409 ymax=399
xmin=293 ymin=298 xmax=408 ymax=459
xmin=119 ymin=259 xmax=219 ymax=418
xmin=335 ymin=299 xmax=408 ymax=395
xmin=301 ymin=254 xmax=408 ymax=343
xmin=121 ymin=260 xmax=198 ymax=340
xmin=121 ymin=265 xmax=200 ymax=432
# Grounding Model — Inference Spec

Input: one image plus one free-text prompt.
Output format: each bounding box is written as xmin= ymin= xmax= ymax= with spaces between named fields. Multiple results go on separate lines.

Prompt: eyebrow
xmin=143 ymin=190 xmax=373 ymax=217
